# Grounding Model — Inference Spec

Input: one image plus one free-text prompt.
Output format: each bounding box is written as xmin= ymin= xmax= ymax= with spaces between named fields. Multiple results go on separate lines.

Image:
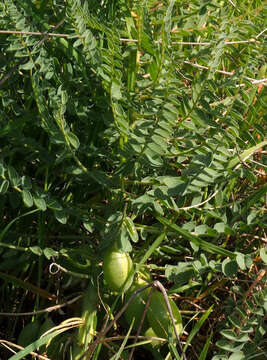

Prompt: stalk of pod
xmin=125 ymin=285 xmax=183 ymax=344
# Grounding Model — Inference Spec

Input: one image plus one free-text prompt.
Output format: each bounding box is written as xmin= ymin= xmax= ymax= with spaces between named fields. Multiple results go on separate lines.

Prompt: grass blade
xmin=183 ymin=305 xmax=213 ymax=353
xmin=135 ymin=232 xmax=166 ymax=273
xmin=227 ymin=140 xmax=267 ymax=170
xmin=199 ymin=332 xmax=213 ymax=360
xmin=156 ymin=216 xmax=235 ymax=258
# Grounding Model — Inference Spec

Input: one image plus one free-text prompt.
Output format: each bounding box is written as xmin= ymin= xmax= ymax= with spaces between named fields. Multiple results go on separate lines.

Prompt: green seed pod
xmin=103 ymin=250 xmax=133 ymax=292
xmin=124 ymin=285 xmax=149 ymax=330
xmin=124 ymin=269 xmax=151 ymax=329
xmin=147 ymin=291 xmax=182 ymax=339
xmin=144 ymin=327 xmax=163 ymax=348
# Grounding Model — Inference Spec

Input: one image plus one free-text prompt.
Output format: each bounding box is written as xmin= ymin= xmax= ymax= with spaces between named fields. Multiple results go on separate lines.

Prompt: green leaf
xmin=247 ymin=210 xmax=257 ymax=225
xmin=228 ymin=315 xmax=242 ymax=329
xmin=260 ymin=248 xmax=267 ymax=265
xmin=227 ymin=140 xmax=267 ymax=170
xmin=214 ymin=222 xmax=234 ymax=235
xmin=165 ymin=264 xmax=194 ymax=286
xmin=148 ymin=58 xmax=158 ymax=81
xmin=111 ymin=80 xmax=122 ymax=100
xmin=0 ymin=162 xmax=5 ymax=177
xmin=8 ymin=166 xmax=20 ymax=186
xmin=20 ymin=61 xmax=35 ymax=70
xmin=156 ymin=216 xmax=235 ymax=258
xmin=127 ymin=45 xmax=137 ymax=92
xmin=153 ymin=200 xmax=164 ymax=215
xmin=228 ymin=351 xmax=245 ymax=360
xmin=244 ymin=254 xmax=253 ymax=268
xmin=29 ymin=246 xmax=43 ymax=256
xmin=164 ymin=0 xmax=175 ymax=37
xmin=33 ymin=196 xmax=47 ymax=211
xmin=22 ymin=190 xmax=33 ymax=207
xmin=118 ymin=226 xmax=132 ymax=252
xmin=222 ymin=258 xmax=238 ymax=277
xmin=147 ymin=141 xmax=166 ymax=155
xmin=89 ymin=169 xmax=111 ymax=187
xmin=67 ymin=131 xmax=80 ymax=149
xmin=21 ymin=176 xmax=32 ymax=190
xmin=235 ymin=253 xmax=246 ymax=270
xmin=83 ymin=220 xmax=94 ymax=233
xmin=0 ymin=179 xmax=9 ymax=194
xmin=47 ymin=199 xmax=62 ymax=211
xmin=220 ymin=329 xmax=249 ymax=342
xmin=54 ymin=210 xmax=67 ymax=224
xmin=216 ymin=340 xmax=244 ymax=352
xmin=195 ymin=225 xmax=209 ymax=235
xmin=124 ymin=217 xmax=138 ymax=243
xmin=44 ymin=248 xmax=58 ymax=260
xmin=240 ymin=184 xmax=267 ymax=216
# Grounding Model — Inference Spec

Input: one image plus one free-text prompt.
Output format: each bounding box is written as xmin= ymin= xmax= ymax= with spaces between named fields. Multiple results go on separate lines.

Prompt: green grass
xmin=0 ymin=0 xmax=266 ymax=359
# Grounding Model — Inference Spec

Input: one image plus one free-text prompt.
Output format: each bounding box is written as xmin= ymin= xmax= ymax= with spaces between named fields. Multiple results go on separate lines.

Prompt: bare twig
xmin=154 ymin=281 xmax=187 ymax=360
xmin=0 ymin=30 xmax=68 ymax=37
xmin=251 ymin=78 xmax=267 ymax=85
xmin=0 ymin=58 xmax=26 ymax=89
xmin=97 ymin=271 xmax=109 ymax=316
xmin=183 ymin=61 xmax=267 ymax=86
xmin=0 ymin=295 xmax=82 ymax=316
xmin=242 ymin=268 xmax=267 ymax=303
xmin=239 ymin=234 xmax=267 ymax=243
xmin=120 ymin=38 xmax=260 ymax=46
xmin=1 ymin=24 xmax=264 ymax=89
xmin=256 ymin=28 xmax=267 ymax=38
xmin=1 ymin=30 xmax=261 ymax=46
xmin=97 ymin=334 xmax=166 ymax=344
xmin=172 ymin=38 xmax=259 ymax=46
xmin=168 ymin=41 xmax=211 ymax=45
xmin=227 ymin=0 xmax=241 ymax=12
xmin=119 ymin=37 xmax=138 ymax=43
xmin=176 ymin=188 xmax=220 ymax=211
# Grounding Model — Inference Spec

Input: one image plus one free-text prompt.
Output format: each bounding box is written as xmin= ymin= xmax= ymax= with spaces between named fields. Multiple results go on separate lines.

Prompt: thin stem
xmin=183 ymin=61 xmax=267 ymax=86
xmin=0 ymin=295 xmax=82 ymax=316
xmin=154 ymin=281 xmax=187 ymax=360
xmin=0 ymin=29 xmax=68 ymax=37
xmin=0 ymin=340 xmax=50 ymax=360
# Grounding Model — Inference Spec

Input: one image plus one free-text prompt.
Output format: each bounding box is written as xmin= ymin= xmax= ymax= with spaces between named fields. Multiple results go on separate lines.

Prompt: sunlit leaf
xmin=22 ymin=190 xmax=33 ymax=207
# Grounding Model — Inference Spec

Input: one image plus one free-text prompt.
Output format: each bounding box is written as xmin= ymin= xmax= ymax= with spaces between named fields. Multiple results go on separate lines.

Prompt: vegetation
xmin=0 ymin=0 xmax=266 ymax=359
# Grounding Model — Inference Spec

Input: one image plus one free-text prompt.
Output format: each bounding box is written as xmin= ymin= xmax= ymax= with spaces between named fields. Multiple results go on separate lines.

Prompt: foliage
xmin=0 ymin=0 xmax=266 ymax=359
